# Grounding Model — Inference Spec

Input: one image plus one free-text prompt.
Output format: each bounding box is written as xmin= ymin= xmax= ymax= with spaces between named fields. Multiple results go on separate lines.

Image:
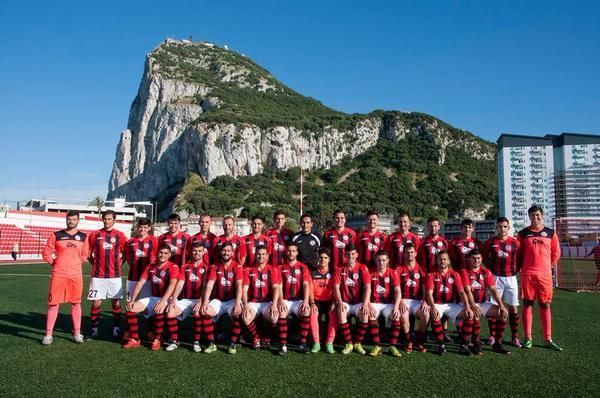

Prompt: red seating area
xmin=0 ymin=224 xmax=43 ymax=255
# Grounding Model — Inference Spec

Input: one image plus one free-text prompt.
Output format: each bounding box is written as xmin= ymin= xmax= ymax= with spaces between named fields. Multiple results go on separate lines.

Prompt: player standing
xmin=584 ymin=236 xmax=600 ymax=286
xmin=213 ymin=215 xmax=247 ymax=266
xmin=265 ymin=210 xmax=294 ymax=267
xmin=461 ymin=249 xmax=511 ymax=355
xmin=330 ymin=244 xmax=371 ymax=355
xmin=355 ymin=211 xmax=387 ymax=271
xmin=200 ymin=242 xmax=244 ymax=354
xmin=242 ymin=216 xmax=272 ymax=267
xmin=123 ymin=245 xmax=180 ymax=350
xmin=292 ymin=214 xmax=321 ymax=270
xmin=125 ymin=217 xmax=158 ymax=301
xmin=424 ymin=250 xmax=474 ymax=355
xmin=517 ymin=206 xmax=562 ymax=351
xmin=41 ymin=210 xmax=90 ymax=345
xmin=87 ymin=210 xmax=127 ymax=338
xmin=276 ymin=243 xmax=313 ymax=354
xmin=483 ymin=217 xmax=522 ymax=347
xmin=449 ymin=219 xmax=483 ymax=271
xmin=165 ymin=242 xmax=211 ymax=352
xmin=385 ymin=212 xmax=421 ymax=268
xmin=189 ymin=213 xmax=216 ymax=265
xmin=418 ymin=217 xmax=448 ymax=273
xmin=322 ymin=209 xmax=357 ymax=268
xmin=158 ymin=213 xmax=191 ymax=266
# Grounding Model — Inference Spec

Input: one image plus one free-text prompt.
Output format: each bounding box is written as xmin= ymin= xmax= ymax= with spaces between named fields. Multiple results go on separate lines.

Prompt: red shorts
xmin=48 ymin=275 xmax=83 ymax=305
xmin=520 ymin=274 xmax=553 ymax=303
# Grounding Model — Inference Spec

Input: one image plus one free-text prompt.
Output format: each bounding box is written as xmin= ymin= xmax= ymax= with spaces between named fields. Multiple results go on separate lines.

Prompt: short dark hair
xmin=273 ymin=209 xmax=287 ymax=219
xmin=255 ymin=245 xmax=269 ymax=253
xmin=496 ymin=217 xmax=510 ymax=225
xmin=403 ymin=242 xmax=416 ymax=251
xmin=366 ymin=210 xmax=379 ymax=218
xmin=333 ymin=209 xmax=346 ymax=218
xmin=318 ymin=247 xmax=331 ymax=257
xmin=300 ymin=213 xmax=312 ymax=222
xmin=102 ymin=210 xmax=117 ymax=218
xmin=376 ymin=250 xmax=389 ymax=258
xmin=286 ymin=242 xmax=298 ymax=249
xmin=398 ymin=211 xmax=410 ymax=220
xmin=345 ymin=243 xmax=357 ymax=252
xmin=528 ymin=205 xmax=544 ymax=215
xmin=191 ymin=241 xmax=205 ymax=249
xmin=158 ymin=244 xmax=172 ymax=252
xmin=168 ymin=213 xmax=181 ymax=222
xmin=220 ymin=241 xmax=233 ymax=250
xmin=427 ymin=216 xmax=440 ymax=224
xmin=137 ymin=217 xmax=151 ymax=226
xmin=66 ymin=210 xmax=80 ymax=218
xmin=468 ymin=248 xmax=482 ymax=257
xmin=461 ymin=218 xmax=474 ymax=226
xmin=252 ymin=215 xmax=266 ymax=223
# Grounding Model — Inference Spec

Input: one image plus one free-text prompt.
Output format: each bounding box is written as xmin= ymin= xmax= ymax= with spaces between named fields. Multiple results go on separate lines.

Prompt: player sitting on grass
xmin=199 ymin=242 xmax=243 ymax=354
xmin=460 ymin=249 xmax=511 ymax=355
xmin=366 ymin=250 xmax=404 ymax=357
xmin=395 ymin=243 xmax=430 ymax=353
xmin=240 ymin=245 xmax=282 ymax=353
xmin=424 ymin=250 xmax=474 ymax=355
xmin=276 ymin=243 xmax=315 ymax=354
xmin=329 ymin=244 xmax=371 ymax=355
xmin=123 ymin=245 xmax=179 ymax=350
xmin=164 ymin=242 xmax=210 ymax=353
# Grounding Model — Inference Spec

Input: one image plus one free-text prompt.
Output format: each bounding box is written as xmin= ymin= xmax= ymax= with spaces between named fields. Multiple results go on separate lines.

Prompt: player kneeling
xmin=164 ymin=242 xmax=211 ymax=353
xmin=276 ymin=243 xmax=314 ymax=354
xmin=330 ymin=244 xmax=371 ymax=355
xmin=424 ymin=250 xmax=474 ymax=355
xmin=461 ymin=249 xmax=511 ymax=355
xmin=199 ymin=242 xmax=244 ymax=354
xmin=366 ymin=251 xmax=405 ymax=357
xmin=123 ymin=245 xmax=179 ymax=350
xmin=241 ymin=246 xmax=281 ymax=353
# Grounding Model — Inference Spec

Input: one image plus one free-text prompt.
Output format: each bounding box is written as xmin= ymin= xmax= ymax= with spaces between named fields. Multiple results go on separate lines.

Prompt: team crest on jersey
xmin=200 ymin=268 xmax=205 ymax=274
xmin=345 ymin=277 xmax=356 ymax=286
xmin=437 ymin=241 xmax=443 ymax=247
xmin=160 ymin=270 xmax=166 ymax=277
xmin=376 ymin=285 xmax=386 ymax=294
xmin=541 ymin=231 xmax=548 ymax=237
xmin=135 ymin=249 xmax=145 ymax=258
xmin=177 ymin=239 xmax=182 ymax=244
xmin=343 ymin=235 xmax=349 ymax=241
xmin=103 ymin=242 xmax=113 ymax=249
xmin=375 ymin=238 xmax=380 ymax=244
xmin=414 ymin=273 xmax=421 ymax=280
xmin=326 ymin=273 xmax=331 ymax=279
xmin=255 ymin=280 xmax=266 ymax=288
xmin=189 ymin=273 xmax=199 ymax=282
xmin=111 ymin=237 xmax=116 ymax=243
xmin=448 ymin=277 xmax=454 ymax=284
xmin=384 ymin=277 xmax=390 ymax=283
xmin=335 ymin=240 xmax=346 ymax=248
xmin=228 ymin=272 xmax=234 ymax=278
xmin=505 ymin=245 xmax=512 ymax=251
xmin=469 ymin=242 xmax=475 ymax=248
xmin=75 ymin=235 xmax=81 ymax=241
xmin=144 ymin=243 xmax=149 ymax=249
xmin=309 ymin=240 xmax=316 ymax=246
xmin=353 ymin=273 xmax=359 ymax=280
xmin=294 ymin=269 xmax=301 ymax=275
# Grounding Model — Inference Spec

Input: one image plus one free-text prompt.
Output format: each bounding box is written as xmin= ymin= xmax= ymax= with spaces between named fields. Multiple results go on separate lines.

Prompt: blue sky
xmin=1 ymin=0 xmax=599 ymax=204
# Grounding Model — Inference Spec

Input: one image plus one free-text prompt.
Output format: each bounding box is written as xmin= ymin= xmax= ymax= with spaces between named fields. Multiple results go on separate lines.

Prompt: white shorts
xmin=474 ymin=302 xmax=494 ymax=317
xmin=433 ymin=303 xmax=465 ymax=325
xmin=126 ymin=280 xmax=151 ymax=301
xmin=209 ymin=299 xmax=236 ymax=321
xmin=246 ymin=301 xmax=273 ymax=319
xmin=282 ymin=300 xmax=304 ymax=317
xmin=402 ymin=299 xmax=424 ymax=316
xmin=489 ymin=275 xmax=519 ymax=306
xmin=137 ymin=296 xmax=162 ymax=318
xmin=371 ymin=303 xmax=394 ymax=319
xmin=341 ymin=302 xmax=364 ymax=317
xmin=176 ymin=298 xmax=201 ymax=320
xmin=87 ymin=277 xmax=123 ymax=300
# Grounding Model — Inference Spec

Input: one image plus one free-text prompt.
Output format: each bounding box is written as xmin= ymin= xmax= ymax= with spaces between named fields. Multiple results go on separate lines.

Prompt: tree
xmin=89 ymin=196 xmax=105 ymax=219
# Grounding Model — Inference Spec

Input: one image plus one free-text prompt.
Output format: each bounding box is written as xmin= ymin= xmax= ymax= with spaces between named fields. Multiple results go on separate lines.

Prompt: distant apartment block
xmin=497 ymin=133 xmax=600 ymax=240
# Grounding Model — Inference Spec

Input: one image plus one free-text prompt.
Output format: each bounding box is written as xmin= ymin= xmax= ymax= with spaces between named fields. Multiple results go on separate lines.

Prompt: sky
xmin=1 ymin=0 xmax=599 ymax=205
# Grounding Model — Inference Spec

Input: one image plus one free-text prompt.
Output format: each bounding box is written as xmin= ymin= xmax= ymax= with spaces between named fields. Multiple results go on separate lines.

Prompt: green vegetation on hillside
xmin=178 ymin=137 xmax=497 ymax=226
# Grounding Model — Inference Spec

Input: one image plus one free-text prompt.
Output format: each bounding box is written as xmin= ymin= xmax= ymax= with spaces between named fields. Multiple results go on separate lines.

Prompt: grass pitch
xmin=0 ymin=262 xmax=598 ymax=397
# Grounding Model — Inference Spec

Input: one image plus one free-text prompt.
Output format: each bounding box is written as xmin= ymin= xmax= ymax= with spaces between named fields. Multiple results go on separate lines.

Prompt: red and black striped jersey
xmin=384 ymin=231 xmax=421 ymax=268
xmin=242 ymin=233 xmax=272 ymax=267
xmin=189 ymin=231 xmax=216 ymax=264
xmin=207 ymin=261 xmax=242 ymax=301
xmin=125 ymin=235 xmax=158 ymax=281
xmin=178 ymin=261 xmax=209 ymax=300
xmin=418 ymin=235 xmax=449 ymax=273
xmin=333 ymin=262 xmax=370 ymax=305
xmin=483 ymin=236 xmax=520 ymax=277
xmin=322 ymin=227 xmax=357 ymax=267
xmin=460 ymin=266 xmax=495 ymax=304
xmin=356 ymin=230 xmax=387 ymax=271
xmin=449 ymin=237 xmax=483 ymax=271
xmin=88 ymin=228 xmax=127 ymax=278
xmin=144 ymin=261 xmax=179 ymax=298
xmin=396 ymin=263 xmax=425 ymax=300
xmin=243 ymin=265 xmax=281 ymax=303
xmin=281 ymin=261 xmax=311 ymax=300
xmin=158 ymin=231 xmax=191 ymax=266
xmin=369 ymin=268 xmax=400 ymax=304
xmin=425 ymin=269 xmax=464 ymax=304
xmin=265 ymin=228 xmax=293 ymax=266
xmin=311 ymin=267 xmax=334 ymax=302
xmin=213 ymin=235 xmax=247 ymax=266
xmin=517 ymin=227 xmax=561 ymax=276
